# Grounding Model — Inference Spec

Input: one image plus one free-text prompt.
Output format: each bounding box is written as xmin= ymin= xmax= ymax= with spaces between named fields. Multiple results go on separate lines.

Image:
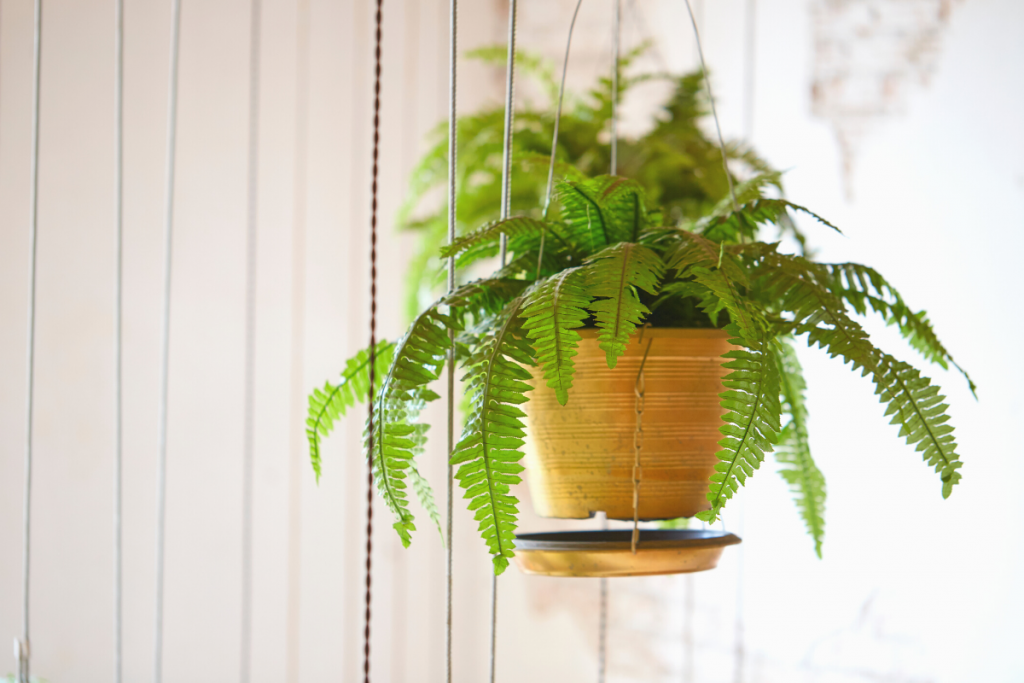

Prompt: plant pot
xmin=523 ymin=328 xmax=732 ymax=520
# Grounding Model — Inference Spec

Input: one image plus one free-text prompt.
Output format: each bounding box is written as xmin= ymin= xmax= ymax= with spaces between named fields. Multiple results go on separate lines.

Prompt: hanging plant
xmin=307 ymin=54 xmax=972 ymax=575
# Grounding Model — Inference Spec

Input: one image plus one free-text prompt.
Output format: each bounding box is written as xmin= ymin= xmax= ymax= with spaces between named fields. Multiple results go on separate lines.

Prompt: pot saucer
xmin=513 ymin=529 xmax=740 ymax=578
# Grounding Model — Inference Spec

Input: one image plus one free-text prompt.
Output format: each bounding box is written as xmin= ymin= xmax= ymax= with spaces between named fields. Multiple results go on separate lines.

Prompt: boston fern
xmin=308 ymin=169 xmax=970 ymax=571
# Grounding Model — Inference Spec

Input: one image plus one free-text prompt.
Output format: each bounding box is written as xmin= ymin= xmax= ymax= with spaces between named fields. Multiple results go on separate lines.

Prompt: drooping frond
xmin=369 ymin=306 xmax=455 ymax=547
xmin=451 ymin=297 xmax=535 ymax=574
xmin=307 ymin=340 xmax=395 ymax=482
xmin=699 ymin=198 xmax=841 ymax=243
xmin=708 ymin=171 xmax=784 ymax=216
xmin=695 ymin=326 xmax=782 ymax=524
xmin=825 ymin=262 xmax=975 ymax=396
xmin=775 ymin=339 xmax=826 ymax=558
xmin=874 ymin=353 xmax=963 ymax=498
xmin=440 ymin=216 xmax=553 ymax=263
xmin=584 ymin=242 xmax=665 ymax=368
xmin=521 ymin=268 xmax=592 ymax=405
xmin=756 ymin=253 xmax=964 ymax=498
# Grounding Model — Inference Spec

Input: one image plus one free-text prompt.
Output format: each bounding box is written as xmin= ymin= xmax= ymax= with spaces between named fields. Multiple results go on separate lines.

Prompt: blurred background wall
xmin=0 ymin=0 xmax=1021 ymax=681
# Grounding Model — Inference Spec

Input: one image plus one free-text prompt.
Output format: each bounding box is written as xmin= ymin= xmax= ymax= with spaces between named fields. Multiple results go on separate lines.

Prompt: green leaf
xmin=306 ymin=340 xmax=394 ymax=482
xmin=409 ymin=463 xmax=445 ymax=547
xmin=824 ymin=262 xmax=976 ymax=396
xmin=452 ymin=296 xmax=535 ymax=574
xmin=700 ymin=198 xmax=841 ymax=243
xmin=558 ymin=176 xmax=650 ymax=252
xmin=440 ymin=216 xmax=552 ymax=262
xmin=368 ymin=305 xmax=455 ymax=547
xmin=521 ymin=268 xmax=592 ymax=405
xmin=695 ymin=326 xmax=782 ymax=524
xmin=584 ymin=242 xmax=665 ymax=368
xmin=756 ymin=252 xmax=964 ymax=498
xmin=775 ymin=339 xmax=826 ymax=558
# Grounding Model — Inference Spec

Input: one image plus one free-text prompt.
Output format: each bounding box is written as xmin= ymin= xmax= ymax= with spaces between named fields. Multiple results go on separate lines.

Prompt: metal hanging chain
xmin=240 ymin=0 xmax=262 ymax=680
xmin=364 ymin=1 xmax=384 ymax=682
xmin=18 ymin=2 xmax=43 ymax=682
xmin=113 ymin=0 xmax=124 ymax=681
xmin=445 ymin=0 xmax=457 ymax=682
xmin=632 ymin=332 xmax=653 ymax=554
xmin=683 ymin=0 xmax=738 ymax=213
xmin=154 ymin=1 xmax=182 ymax=681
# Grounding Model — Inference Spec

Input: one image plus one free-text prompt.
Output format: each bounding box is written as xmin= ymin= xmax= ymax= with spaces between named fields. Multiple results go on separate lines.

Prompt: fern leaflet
xmin=369 ymin=306 xmax=454 ymax=547
xmin=825 ymin=262 xmax=975 ymax=395
xmin=696 ymin=325 xmax=782 ymax=523
xmin=451 ymin=297 xmax=534 ymax=574
xmin=584 ymin=242 xmax=665 ymax=368
xmin=307 ymin=340 xmax=394 ymax=482
xmin=757 ymin=253 xmax=964 ymax=497
xmin=775 ymin=339 xmax=826 ymax=558
xmin=521 ymin=268 xmax=592 ymax=405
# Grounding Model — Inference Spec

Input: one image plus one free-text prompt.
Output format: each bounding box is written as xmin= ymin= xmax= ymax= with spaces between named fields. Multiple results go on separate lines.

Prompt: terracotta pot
xmin=523 ymin=328 xmax=732 ymax=520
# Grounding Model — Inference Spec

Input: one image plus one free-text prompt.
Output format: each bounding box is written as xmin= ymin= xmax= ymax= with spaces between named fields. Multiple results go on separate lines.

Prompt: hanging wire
xmin=445 ymin=0 xmax=457 ymax=681
xmin=491 ymin=3 xmax=517 ymax=681
xmin=240 ymin=0 xmax=262 ymax=680
xmin=154 ymin=1 xmax=182 ymax=681
xmin=536 ymin=0 xmax=584 ymax=279
xmin=732 ymin=5 xmax=756 ymax=680
xmin=18 ymin=2 xmax=43 ymax=682
xmin=599 ymin=3 xmax=621 ymax=677
xmin=497 ymin=0 xmax=517 ymax=267
xmin=610 ymin=0 xmax=620 ymax=176
xmin=113 ymin=0 xmax=124 ymax=680
xmin=597 ymin=514 xmax=608 ymax=683
xmin=364 ymin=2 xmax=385 ymax=682
xmin=683 ymin=0 xmax=738 ymax=213
xmin=541 ymin=0 xmax=583 ymax=219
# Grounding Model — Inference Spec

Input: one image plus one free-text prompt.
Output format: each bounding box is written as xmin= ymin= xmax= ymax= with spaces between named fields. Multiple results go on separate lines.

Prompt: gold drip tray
xmin=513 ymin=529 xmax=741 ymax=578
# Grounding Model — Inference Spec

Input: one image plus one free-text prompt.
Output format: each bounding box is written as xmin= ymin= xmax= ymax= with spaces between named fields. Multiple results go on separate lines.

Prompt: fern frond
xmin=757 ymin=253 xmax=964 ymax=497
xmin=370 ymin=306 xmax=455 ymax=547
xmin=409 ymin=463 xmax=445 ymax=546
xmin=558 ymin=176 xmax=647 ymax=253
xmin=700 ymin=199 xmax=841 ymax=243
xmin=708 ymin=171 xmax=784 ymax=217
xmin=775 ymin=339 xmax=826 ymax=558
xmin=452 ymin=296 xmax=535 ymax=574
xmin=874 ymin=353 xmax=963 ymax=498
xmin=440 ymin=216 xmax=552 ymax=261
xmin=663 ymin=229 xmax=748 ymax=286
xmin=307 ymin=340 xmax=395 ymax=482
xmin=695 ymin=326 xmax=782 ymax=524
xmin=446 ymin=277 xmax=531 ymax=323
xmin=521 ymin=268 xmax=592 ymax=405
xmin=825 ymin=262 xmax=975 ymax=396
xmin=584 ymin=242 xmax=665 ymax=368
